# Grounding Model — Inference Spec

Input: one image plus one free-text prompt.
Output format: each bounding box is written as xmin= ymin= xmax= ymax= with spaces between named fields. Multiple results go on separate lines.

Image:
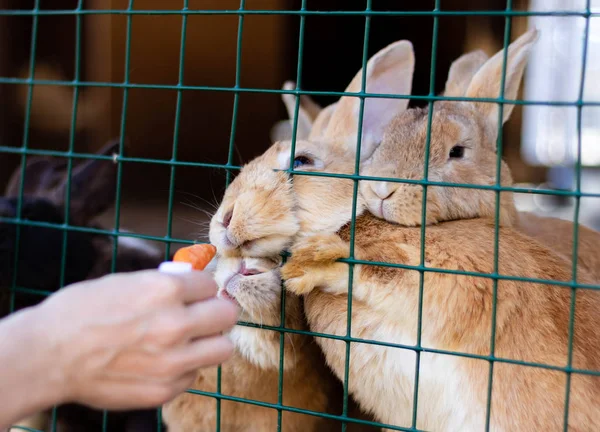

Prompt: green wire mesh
xmin=1 ymin=2 xmax=599 ymax=432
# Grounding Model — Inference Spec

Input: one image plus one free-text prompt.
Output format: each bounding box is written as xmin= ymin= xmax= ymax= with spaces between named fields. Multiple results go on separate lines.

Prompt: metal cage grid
xmin=1 ymin=1 xmax=599 ymax=431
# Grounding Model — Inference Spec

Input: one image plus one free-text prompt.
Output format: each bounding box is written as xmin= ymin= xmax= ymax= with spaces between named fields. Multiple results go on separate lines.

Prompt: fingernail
xmin=158 ymin=261 xmax=193 ymax=274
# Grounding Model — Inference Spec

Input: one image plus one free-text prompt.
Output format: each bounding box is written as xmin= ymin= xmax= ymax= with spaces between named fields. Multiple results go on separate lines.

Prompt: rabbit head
xmin=5 ymin=139 xmax=119 ymax=226
xmin=0 ymin=141 xmax=119 ymax=305
xmin=359 ymin=29 xmax=539 ymax=227
xmin=210 ymin=40 xmax=415 ymax=258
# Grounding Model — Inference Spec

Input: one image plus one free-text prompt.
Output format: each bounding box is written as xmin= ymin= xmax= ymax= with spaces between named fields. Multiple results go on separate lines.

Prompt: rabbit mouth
xmin=219 ymin=288 xmax=239 ymax=306
xmin=220 ymin=271 xmax=241 ymax=302
xmin=219 ymin=261 xmax=263 ymax=307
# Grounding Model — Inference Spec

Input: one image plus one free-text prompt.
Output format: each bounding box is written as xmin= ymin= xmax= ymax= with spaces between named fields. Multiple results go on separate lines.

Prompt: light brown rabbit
xmin=162 ymin=256 xmax=345 ymax=432
xmin=208 ymin=39 xmax=416 ymax=431
xmin=272 ymin=30 xmax=600 ymax=431
xmin=209 ymin=30 xmax=600 ymax=431
xmin=359 ymin=30 xmax=600 ymax=281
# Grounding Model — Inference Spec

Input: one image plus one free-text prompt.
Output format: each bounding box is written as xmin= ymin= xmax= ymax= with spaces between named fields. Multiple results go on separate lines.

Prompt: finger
xmin=108 ymin=333 xmax=234 ymax=381
xmin=184 ymin=298 xmax=240 ymax=339
xmin=170 ymin=334 xmax=235 ymax=373
xmin=172 ymin=271 xmax=219 ymax=304
xmin=85 ymin=370 xmax=198 ymax=410
xmin=136 ymin=299 xmax=237 ymax=351
xmin=168 ymin=370 xmax=199 ymax=398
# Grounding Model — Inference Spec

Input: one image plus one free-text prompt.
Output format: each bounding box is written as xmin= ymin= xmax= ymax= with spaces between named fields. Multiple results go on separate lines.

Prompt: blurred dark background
xmin=1 ymin=0 xmax=592 ymax=244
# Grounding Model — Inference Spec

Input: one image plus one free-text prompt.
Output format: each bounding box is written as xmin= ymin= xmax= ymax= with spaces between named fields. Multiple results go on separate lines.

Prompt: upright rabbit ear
xmin=443 ymin=50 xmax=489 ymax=97
xmin=5 ymin=157 xmax=68 ymax=198
xmin=296 ymin=87 xmax=323 ymax=123
xmin=51 ymin=139 xmax=120 ymax=225
xmin=270 ymin=81 xmax=323 ymax=143
xmin=275 ymin=81 xmax=324 ymax=142
xmin=323 ymin=40 xmax=415 ymax=160
xmin=270 ymin=119 xmax=293 ymax=143
xmin=271 ymin=87 xmax=336 ymax=143
xmin=464 ymin=29 xmax=539 ymax=143
xmin=308 ymin=101 xmax=338 ymax=140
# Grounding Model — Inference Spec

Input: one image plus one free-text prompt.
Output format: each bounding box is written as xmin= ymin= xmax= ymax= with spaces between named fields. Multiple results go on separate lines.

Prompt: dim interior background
xmin=0 ymin=0 xmax=598 ymax=256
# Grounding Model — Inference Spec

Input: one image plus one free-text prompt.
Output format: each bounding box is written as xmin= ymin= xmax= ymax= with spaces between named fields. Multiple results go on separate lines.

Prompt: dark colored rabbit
xmin=1 ymin=140 xmax=167 ymax=432
xmin=0 ymin=195 xmax=99 ymax=314
xmin=0 ymin=141 xmax=118 ymax=315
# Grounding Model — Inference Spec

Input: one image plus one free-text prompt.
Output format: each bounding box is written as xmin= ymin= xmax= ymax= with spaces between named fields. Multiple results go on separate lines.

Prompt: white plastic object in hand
xmin=158 ymin=261 xmax=193 ymax=274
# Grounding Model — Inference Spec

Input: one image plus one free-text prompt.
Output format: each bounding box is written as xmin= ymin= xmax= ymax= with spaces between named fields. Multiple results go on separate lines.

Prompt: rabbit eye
xmin=293 ymin=155 xmax=313 ymax=168
xmin=449 ymin=145 xmax=465 ymax=159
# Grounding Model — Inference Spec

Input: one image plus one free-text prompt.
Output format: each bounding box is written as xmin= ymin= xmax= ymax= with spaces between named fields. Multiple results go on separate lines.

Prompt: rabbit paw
xmin=282 ymin=234 xmax=350 ymax=295
xmin=290 ymin=234 xmax=350 ymax=268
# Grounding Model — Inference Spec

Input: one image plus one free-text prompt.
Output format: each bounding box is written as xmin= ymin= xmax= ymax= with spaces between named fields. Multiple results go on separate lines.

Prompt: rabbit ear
xmin=297 ymin=91 xmax=323 ymax=123
xmin=270 ymin=119 xmax=293 ymax=143
xmin=282 ymin=80 xmax=323 ymax=122
xmin=465 ymin=29 xmax=539 ymax=143
xmin=308 ymin=101 xmax=338 ymax=140
xmin=443 ymin=50 xmax=489 ymax=97
xmin=277 ymin=81 xmax=320 ymax=141
xmin=51 ymin=139 xmax=120 ymax=225
xmin=5 ymin=157 xmax=68 ymax=198
xmin=323 ymin=40 xmax=415 ymax=160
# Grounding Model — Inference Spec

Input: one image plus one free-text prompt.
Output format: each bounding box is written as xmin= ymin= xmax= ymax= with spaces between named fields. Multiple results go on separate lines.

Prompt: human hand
xmin=32 ymin=270 xmax=239 ymax=410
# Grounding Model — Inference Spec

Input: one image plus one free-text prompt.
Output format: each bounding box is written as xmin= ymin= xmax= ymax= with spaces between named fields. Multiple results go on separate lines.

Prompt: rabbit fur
xmin=276 ymin=35 xmax=600 ymax=284
xmin=209 ymin=39 xmax=412 ymax=430
xmin=209 ymin=30 xmax=600 ymax=431
xmin=356 ymin=32 xmax=600 ymax=282
xmin=176 ymin=40 xmax=419 ymax=432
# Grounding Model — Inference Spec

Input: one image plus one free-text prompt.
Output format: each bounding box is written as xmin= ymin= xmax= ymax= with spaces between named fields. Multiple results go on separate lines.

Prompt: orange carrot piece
xmin=173 ymin=244 xmax=217 ymax=271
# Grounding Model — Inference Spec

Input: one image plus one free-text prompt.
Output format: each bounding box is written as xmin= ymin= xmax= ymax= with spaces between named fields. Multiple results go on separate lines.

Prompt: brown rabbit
xmin=358 ymin=30 xmax=600 ymax=281
xmin=209 ymin=39 xmax=415 ymax=429
xmin=207 ymin=39 xmax=417 ymax=431
xmin=175 ymin=66 xmax=389 ymax=428
xmin=162 ymin=256 xmax=343 ymax=432
xmin=208 ymin=30 xmax=600 ymax=431
xmin=273 ymin=30 xmax=600 ymax=431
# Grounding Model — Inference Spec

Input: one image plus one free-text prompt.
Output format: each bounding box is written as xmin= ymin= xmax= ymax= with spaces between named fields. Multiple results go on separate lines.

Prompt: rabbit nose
xmin=371 ymin=181 xmax=397 ymax=201
xmin=222 ymin=208 xmax=234 ymax=228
